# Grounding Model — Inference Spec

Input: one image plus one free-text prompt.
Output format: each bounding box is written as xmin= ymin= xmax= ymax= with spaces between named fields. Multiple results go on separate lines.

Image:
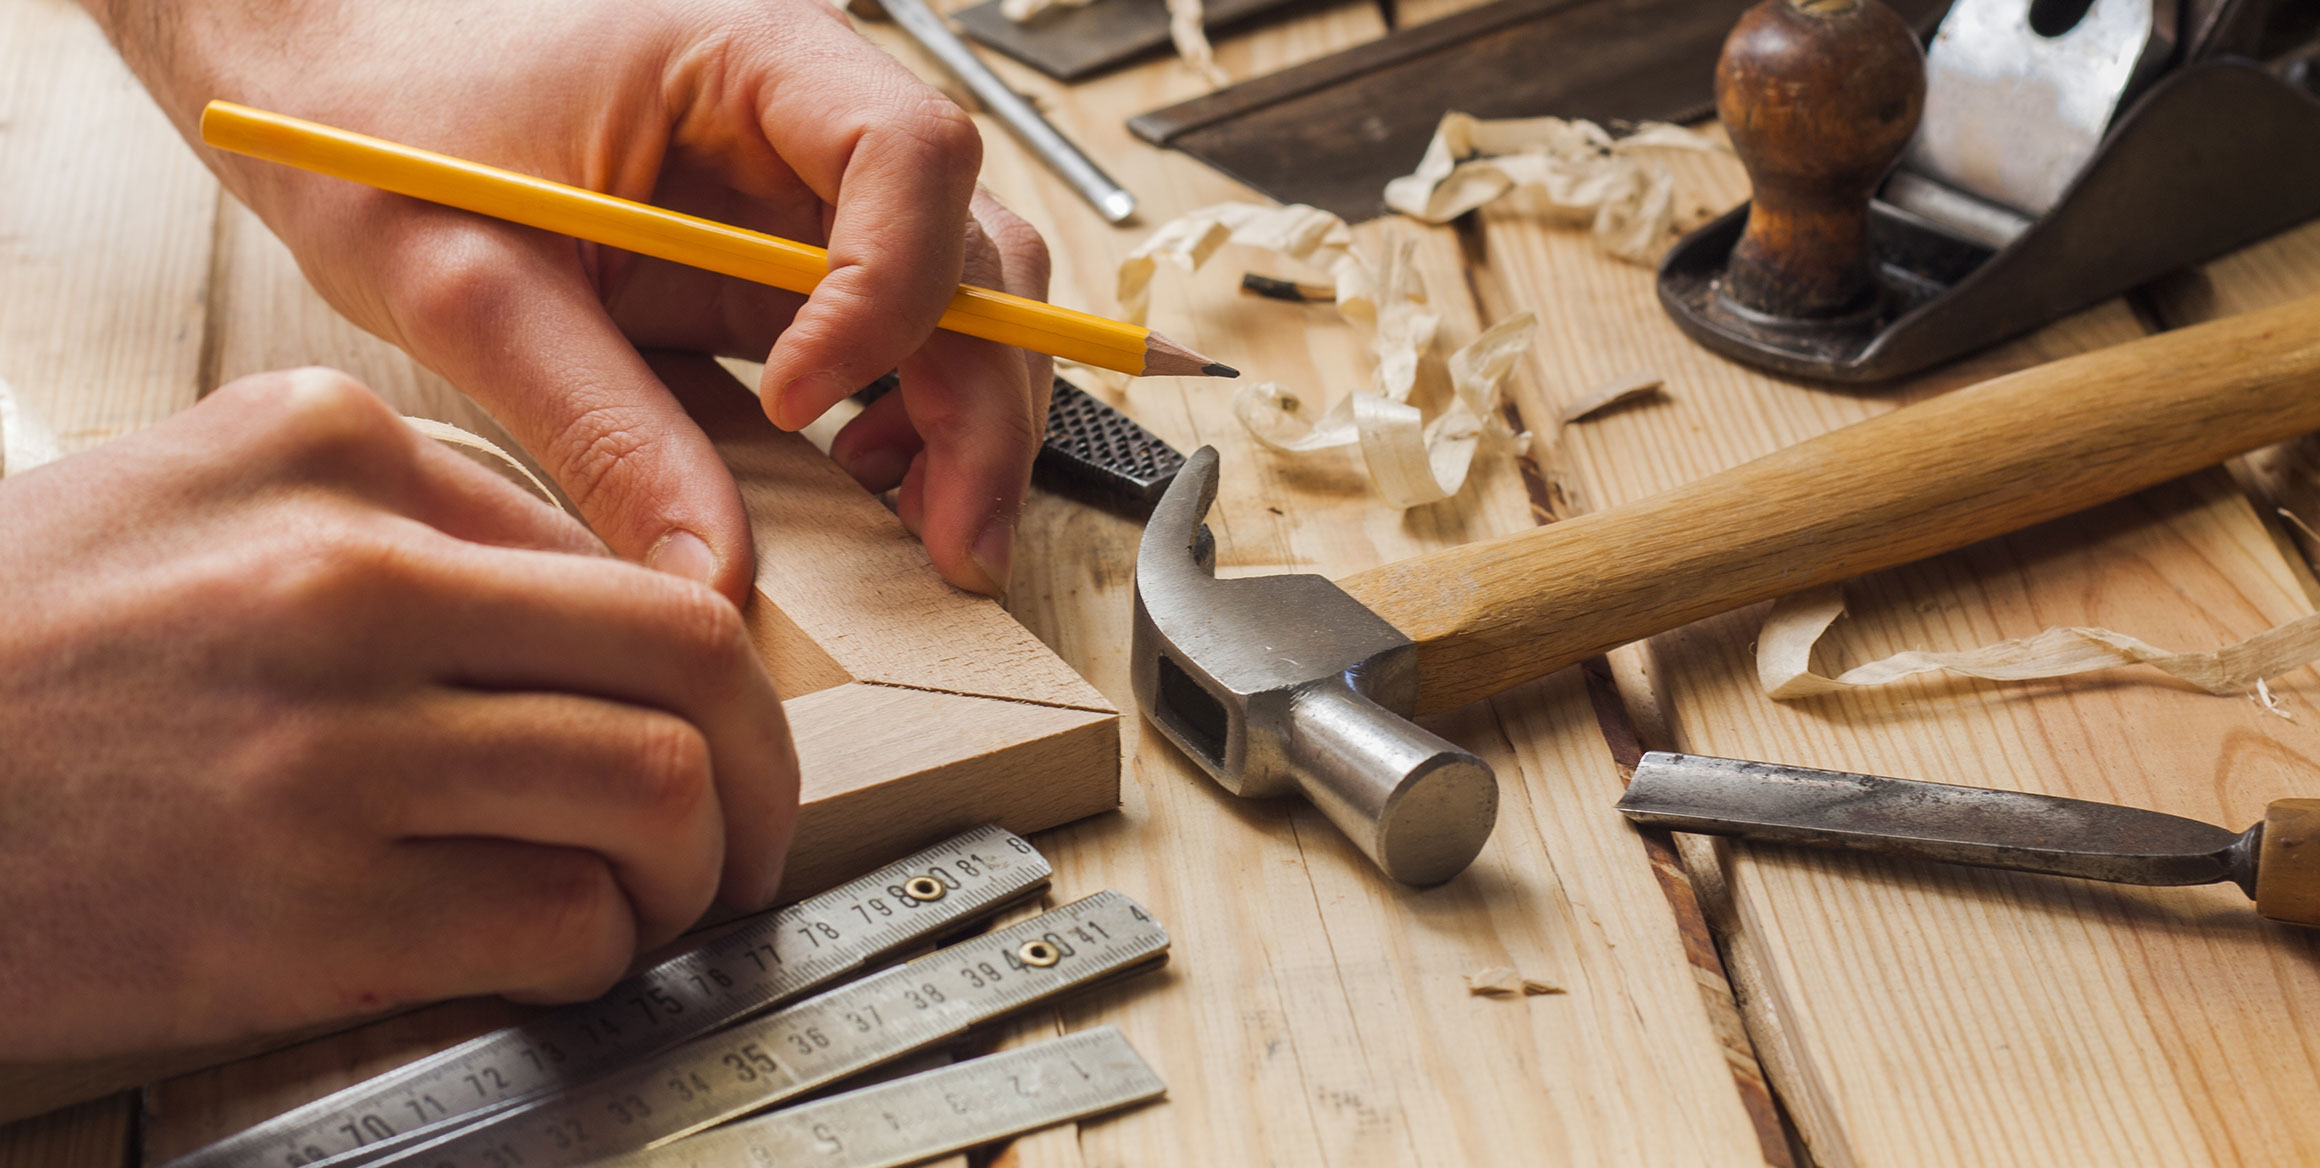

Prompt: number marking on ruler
xmin=165 ymin=825 xmax=1050 ymax=1168
xmin=373 ymin=891 xmax=1168 ymax=1168
xmin=599 ymin=1027 xmax=1164 ymax=1168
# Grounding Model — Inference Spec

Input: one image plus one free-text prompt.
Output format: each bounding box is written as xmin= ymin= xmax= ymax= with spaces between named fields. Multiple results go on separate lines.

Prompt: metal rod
xmin=880 ymin=0 xmax=1140 ymax=223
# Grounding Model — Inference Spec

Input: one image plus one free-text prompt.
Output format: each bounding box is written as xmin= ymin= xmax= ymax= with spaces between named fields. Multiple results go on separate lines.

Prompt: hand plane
xmin=1659 ymin=0 xmax=2320 ymax=382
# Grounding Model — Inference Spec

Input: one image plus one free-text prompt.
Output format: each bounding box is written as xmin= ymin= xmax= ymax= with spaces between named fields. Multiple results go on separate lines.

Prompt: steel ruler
xmin=167 ymin=825 xmax=1051 ymax=1168
xmin=364 ymin=891 xmax=1168 ymax=1168
xmin=593 ymin=1027 xmax=1163 ymax=1168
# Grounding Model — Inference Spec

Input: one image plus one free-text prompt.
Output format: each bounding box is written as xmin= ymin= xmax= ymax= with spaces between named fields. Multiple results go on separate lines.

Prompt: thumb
xmin=383 ymin=222 xmax=756 ymax=604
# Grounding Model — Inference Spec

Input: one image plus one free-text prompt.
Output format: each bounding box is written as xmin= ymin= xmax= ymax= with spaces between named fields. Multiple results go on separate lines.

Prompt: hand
xmin=0 ymin=370 xmax=797 ymax=1060
xmin=92 ymin=0 xmax=1053 ymax=598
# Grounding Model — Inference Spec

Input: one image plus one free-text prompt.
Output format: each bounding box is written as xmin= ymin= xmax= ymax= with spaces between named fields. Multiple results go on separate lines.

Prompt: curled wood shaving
xmin=1559 ymin=372 xmax=1665 ymax=423
xmin=1002 ymin=0 xmax=1221 ymax=84
xmin=0 ymin=376 xmax=61 ymax=479
xmin=1383 ymin=112 xmax=1726 ymax=263
xmin=1759 ymin=584 xmax=2320 ymax=702
xmin=1166 ymin=0 xmax=1228 ymax=85
xmin=1464 ymin=966 xmax=1565 ymax=997
xmin=402 ymin=417 xmax=565 ymax=512
xmin=1121 ymin=204 xmax=1534 ymax=508
xmin=998 ymin=0 xmax=1090 ymax=19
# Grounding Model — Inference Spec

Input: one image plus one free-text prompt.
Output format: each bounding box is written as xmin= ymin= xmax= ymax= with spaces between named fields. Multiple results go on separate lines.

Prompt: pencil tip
xmin=1202 ymin=362 xmax=1239 ymax=379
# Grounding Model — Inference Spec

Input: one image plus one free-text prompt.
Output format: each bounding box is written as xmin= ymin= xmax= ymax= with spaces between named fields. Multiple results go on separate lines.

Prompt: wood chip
xmin=1383 ymin=113 xmax=1726 ymax=264
xmin=1759 ymin=583 xmax=2320 ymax=701
xmin=1560 ymin=372 xmax=1665 ymax=423
xmin=1123 ymin=204 xmax=1534 ymax=509
xmin=1464 ymin=966 xmax=1566 ymax=997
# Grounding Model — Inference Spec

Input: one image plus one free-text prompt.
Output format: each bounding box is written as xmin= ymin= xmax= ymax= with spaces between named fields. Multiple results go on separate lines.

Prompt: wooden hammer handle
xmin=1339 ymin=292 xmax=2320 ymax=715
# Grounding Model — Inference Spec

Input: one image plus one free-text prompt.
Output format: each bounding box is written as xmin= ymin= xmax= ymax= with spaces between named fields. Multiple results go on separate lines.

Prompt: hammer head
xmin=1131 ymin=447 xmax=1498 ymax=885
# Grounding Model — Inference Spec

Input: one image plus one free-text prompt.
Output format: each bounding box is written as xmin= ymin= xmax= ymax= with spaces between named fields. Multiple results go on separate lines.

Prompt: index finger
xmin=728 ymin=11 xmax=985 ymax=430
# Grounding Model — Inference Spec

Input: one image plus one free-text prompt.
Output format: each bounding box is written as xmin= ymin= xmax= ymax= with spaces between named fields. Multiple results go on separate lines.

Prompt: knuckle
xmin=522 ymin=853 xmax=632 ymax=999
xmin=223 ymin=367 xmax=404 ymax=455
xmin=626 ymin=713 xmax=714 ymax=826
xmin=892 ymin=94 xmax=982 ymax=177
xmin=386 ymin=224 xmax=521 ymax=348
xmin=660 ymin=579 xmax=751 ymax=666
xmin=258 ymin=520 xmax=416 ymax=628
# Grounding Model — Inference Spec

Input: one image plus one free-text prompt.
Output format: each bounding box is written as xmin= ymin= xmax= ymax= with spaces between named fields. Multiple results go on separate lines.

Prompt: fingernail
xmin=774 ymin=372 xmax=845 ymax=430
xmin=646 ymin=529 xmax=718 ymax=585
xmin=841 ymin=445 xmax=910 ymax=492
xmin=969 ymin=518 xmax=1014 ymax=596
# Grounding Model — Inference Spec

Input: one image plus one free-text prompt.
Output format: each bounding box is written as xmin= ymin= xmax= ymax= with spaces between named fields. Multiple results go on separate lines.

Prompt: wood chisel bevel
xmin=1619 ymin=752 xmax=2320 ymax=926
xmin=362 ymin=891 xmax=1169 ymax=1168
xmin=593 ymin=1027 xmax=1165 ymax=1168
xmin=165 ymin=825 xmax=1052 ymax=1168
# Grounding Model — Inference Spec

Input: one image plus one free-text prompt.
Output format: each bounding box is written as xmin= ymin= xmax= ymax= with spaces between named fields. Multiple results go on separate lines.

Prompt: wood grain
xmin=1470 ymin=142 xmax=2320 ymax=1166
xmin=879 ymin=0 xmax=1785 ymax=1162
xmin=1340 ymin=290 xmax=2320 ymax=715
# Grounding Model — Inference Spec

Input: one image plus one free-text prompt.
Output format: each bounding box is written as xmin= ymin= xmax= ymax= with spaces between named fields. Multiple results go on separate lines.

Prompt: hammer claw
xmin=1133 ymin=447 xmax=1500 ymax=885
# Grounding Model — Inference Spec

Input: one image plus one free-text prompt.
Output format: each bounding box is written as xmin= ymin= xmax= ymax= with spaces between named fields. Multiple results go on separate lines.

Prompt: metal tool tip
xmin=1099 ymin=190 xmax=1138 ymax=224
xmin=1201 ymin=362 xmax=1239 ymax=379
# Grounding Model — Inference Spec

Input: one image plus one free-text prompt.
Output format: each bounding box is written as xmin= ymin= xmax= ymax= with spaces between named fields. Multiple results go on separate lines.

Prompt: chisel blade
xmin=1620 ymin=752 xmax=2258 ymax=894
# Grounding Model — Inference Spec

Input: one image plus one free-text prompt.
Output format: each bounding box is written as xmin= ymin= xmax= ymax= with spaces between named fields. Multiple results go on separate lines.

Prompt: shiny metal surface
xmin=1131 ymin=447 xmax=1497 ymax=885
xmin=878 ymin=0 xmax=1139 ymax=223
xmin=1620 ymin=752 xmax=2261 ymax=896
xmin=1896 ymin=0 xmax=2173 ymax=230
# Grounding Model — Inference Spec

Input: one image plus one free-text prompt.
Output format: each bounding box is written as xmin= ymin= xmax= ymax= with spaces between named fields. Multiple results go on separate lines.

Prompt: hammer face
xmin=1133 ymin=448 xmax=1500 ymax=884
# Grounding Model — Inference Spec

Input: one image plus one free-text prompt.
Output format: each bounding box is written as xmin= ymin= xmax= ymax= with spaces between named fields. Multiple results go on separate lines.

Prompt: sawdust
xmin=1383 ymin=113 xmax=1727 ymax=264
xmin=1118 ymin=202 xmax=1536 ymax=508
xmin=1758 ymin=584 xmax=2320 ymax=702
xmin=1464 ymin=966 xmax=1564 ymax=997
xmin=1558 ymin=372 xmax=1665 ymax=423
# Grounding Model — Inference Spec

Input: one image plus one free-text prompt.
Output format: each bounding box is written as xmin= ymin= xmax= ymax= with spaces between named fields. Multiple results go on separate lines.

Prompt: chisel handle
xmin=2259 ymin=800 xmax=2320 ymax=926
xmin=1338 ymin=292 xmax=2320 ymax=715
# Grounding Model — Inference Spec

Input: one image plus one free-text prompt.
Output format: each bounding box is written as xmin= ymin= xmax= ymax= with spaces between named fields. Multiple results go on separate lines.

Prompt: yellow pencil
xmin=199 ymin=101 xmax=1235 ymax=379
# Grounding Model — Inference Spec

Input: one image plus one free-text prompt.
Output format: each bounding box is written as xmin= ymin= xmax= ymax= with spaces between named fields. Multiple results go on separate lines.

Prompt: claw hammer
xmin=1132 ymin=292 xmax=2320 ymax=884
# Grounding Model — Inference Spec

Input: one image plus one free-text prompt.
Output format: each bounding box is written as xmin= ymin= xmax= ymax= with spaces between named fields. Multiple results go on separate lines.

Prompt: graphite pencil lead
xmin=1139 ymin=330 xmax=1236 ymax=379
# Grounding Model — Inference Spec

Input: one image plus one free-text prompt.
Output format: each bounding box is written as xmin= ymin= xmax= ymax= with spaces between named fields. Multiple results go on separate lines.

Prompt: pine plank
xmin=0 ymin=0 xmax=215 ymax=453
xmin=875 ymin=3 xmax=1782 ymax=1162
xmin=1472 ymin=147 xmax=2320 ymax=1165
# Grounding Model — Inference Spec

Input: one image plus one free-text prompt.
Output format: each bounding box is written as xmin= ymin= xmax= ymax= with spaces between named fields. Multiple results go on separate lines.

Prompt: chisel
xmin=1618 ymin=752 xmax=2320 ymax=926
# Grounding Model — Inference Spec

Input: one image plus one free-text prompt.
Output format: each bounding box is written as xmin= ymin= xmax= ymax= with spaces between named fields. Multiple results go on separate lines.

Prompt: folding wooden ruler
xmin=163 ymin=826 xmax=1170 ymax=1168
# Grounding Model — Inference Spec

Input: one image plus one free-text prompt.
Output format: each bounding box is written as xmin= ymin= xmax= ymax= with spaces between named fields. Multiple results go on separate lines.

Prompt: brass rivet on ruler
xmin=905 ymin=876 xmax=946 ymax=902
xmin=1017 ymin=939 xmax=1062 ymax=968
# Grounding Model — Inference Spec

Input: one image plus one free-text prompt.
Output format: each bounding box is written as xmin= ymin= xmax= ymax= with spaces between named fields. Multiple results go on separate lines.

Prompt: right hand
xmin=0 ymin=369 xmax=797 ymax=1061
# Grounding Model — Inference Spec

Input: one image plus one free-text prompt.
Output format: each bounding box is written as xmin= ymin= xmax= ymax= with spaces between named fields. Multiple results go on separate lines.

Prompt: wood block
xmin=1472 ymin=144 xmax=2320 ymax=1165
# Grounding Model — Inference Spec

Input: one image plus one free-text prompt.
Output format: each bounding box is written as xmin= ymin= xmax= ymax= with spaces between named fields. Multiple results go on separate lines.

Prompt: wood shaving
xmin=1559 ymin=372 xmax=1665 ymax=423
xmin=402 ymin=416 xmax=565 ymax=512
xmin=1464 ymin=966 xmax=1565 ymax=997
xmin=0 ymin=376 xmax=61 ymax=479
xmin=1120 ymin=202 xmax=1534 ymax=508
xmin=1005 ymin=0 xmax=1221 ymax=84
xmin=1383 ymin=112 xmax=1726 ymax=264
xmin=1166 ymin=0 xmax=1228 ymax=85
xmin=1759 ymin=584 xmax=2320 ymax=701
xmin=998 ymin=0 xmax=1091 ymax=19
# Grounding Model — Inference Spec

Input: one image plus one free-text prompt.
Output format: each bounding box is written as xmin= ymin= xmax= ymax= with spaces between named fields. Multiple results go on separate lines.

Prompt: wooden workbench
xmin=5 ymin=0 xmax=2319 ymax=1162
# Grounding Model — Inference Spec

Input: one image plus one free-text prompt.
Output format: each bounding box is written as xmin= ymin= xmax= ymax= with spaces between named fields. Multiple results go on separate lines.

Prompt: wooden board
xmin=1469 ymin=144 xmax=2320 ymax=1166
xmin=863 ymin=2 xmax=1784 ymax=1165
